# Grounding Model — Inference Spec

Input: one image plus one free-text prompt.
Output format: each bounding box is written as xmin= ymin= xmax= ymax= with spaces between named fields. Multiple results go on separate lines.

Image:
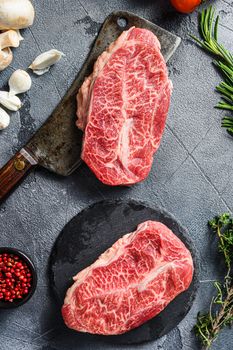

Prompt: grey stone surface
xmin=0 ymin=0 xmax=232 ymax=350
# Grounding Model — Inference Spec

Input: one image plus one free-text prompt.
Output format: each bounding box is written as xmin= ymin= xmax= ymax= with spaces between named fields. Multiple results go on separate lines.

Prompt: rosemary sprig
xmin=222 ymin=117 xmax=233 ymax=136
xmin=190 ymin=7 xmax=233 ymax=136
xmin=194 ymin=213 xmax=233 ymax=348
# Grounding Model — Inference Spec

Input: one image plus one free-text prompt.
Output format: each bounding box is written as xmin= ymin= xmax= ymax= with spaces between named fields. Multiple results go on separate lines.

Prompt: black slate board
xmin=50 ymin=199 xmax=199 ymax=344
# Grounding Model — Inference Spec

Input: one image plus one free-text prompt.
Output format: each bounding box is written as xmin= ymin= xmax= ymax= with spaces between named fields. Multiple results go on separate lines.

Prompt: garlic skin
xmin=0 ymin=0 xmax=35 ymax=30
xmin=16 ymin=30 xmax=24 ymax=42
xmin=0 ymin=91 xmax=22 ymax=111
xmin=0 ymin=47 xmax=13 ymax=71
xmin=31 ymin=68 xmax=50 ymax=76
xmin=29 ymin=49 xmax=65 ymax=75
xmin=9 ymin=69 xmax=32 ymax=96
xmin=0 ymin=107 xmax=10 ymax=130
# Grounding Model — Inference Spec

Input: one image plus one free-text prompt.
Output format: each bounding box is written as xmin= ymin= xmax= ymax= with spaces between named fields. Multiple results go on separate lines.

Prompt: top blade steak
xmin=62 ymin=220 xmax=193 ymax=335
xmin=77 ymin=27 xmax=172 ymax=185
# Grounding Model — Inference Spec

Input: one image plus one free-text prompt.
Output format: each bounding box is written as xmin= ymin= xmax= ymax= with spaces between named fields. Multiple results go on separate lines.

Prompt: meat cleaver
xmin=0 ymin=11 xmax=181 ymax=201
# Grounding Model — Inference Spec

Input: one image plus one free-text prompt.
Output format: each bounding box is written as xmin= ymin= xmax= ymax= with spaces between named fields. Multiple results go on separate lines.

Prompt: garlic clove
xmin=0 ymin=47 xmax=13 ymax=71
xmin=0 ymin=30 xmax=20 ymax=50
xmin=1 ymin=29 xmax=24 ymax=41
xmin=0 ymin=0 xmax=35 ymax=30
xmin=29 ymin=49 xmax=65 ymax=75
xmin=0 ymin=91 xmax=22 ymax=111
xmin=9 ymin=69 xmax=32 ymax=96
xmin=0 ymin=107 xmax=10 ymax=130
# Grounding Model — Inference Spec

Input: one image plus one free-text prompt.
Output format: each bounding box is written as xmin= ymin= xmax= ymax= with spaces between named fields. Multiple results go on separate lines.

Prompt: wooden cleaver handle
xmin=0 ymin=148 xmax=38 ymax=201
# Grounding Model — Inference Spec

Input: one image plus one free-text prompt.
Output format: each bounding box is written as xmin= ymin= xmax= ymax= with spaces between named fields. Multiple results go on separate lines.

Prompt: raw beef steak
xmin=76 ymin=27 xmax=172 ymax=185
xmin=62 ymin=221 xmax=193 ymax=335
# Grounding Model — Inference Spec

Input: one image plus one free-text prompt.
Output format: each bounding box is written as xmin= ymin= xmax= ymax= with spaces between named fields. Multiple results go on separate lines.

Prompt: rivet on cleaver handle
xmin=0 ymin=148 xmax=38 ymax=201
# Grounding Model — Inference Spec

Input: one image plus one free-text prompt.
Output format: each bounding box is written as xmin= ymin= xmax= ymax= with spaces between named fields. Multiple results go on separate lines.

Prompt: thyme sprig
xmin=190 ymin=7 xmax=233 ymax=136
xmin=194 ymin=213 xmax=233 ymax=348
xmin=208 ymin=214 xmax=233 ymax=270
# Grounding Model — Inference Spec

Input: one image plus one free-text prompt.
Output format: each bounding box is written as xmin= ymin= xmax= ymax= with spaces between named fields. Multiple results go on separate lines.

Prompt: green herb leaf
xmin=222 ymin=116 xmax=233 ymax=135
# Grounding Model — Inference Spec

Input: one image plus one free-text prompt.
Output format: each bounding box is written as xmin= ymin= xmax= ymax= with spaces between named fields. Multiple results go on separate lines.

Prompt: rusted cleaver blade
xmin=0 ymin=11 xmax=181 ymax=200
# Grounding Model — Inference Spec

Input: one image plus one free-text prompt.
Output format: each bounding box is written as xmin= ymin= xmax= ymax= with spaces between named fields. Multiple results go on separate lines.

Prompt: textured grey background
xmin=0 ymin=0 xmax=232 ymax=349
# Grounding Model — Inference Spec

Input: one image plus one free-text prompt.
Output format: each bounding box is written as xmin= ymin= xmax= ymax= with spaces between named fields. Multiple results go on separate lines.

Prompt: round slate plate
xmin=50 ymin=199 xmax=199 ymax=344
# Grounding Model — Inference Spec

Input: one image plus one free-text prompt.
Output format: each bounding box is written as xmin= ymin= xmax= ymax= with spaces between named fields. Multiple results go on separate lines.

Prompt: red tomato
xmin=170 ymin=0 xmax=202 ymax=13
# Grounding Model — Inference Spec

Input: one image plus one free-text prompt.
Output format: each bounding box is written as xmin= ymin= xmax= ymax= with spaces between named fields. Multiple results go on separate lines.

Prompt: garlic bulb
xmin=0 ymin=47 xmax=13 ymax=71
xmin=0 ymin=107 xmax=10 ymax=130
xmin=0 ymin=91 xmax=22 ymax=111
xmin=29 ymin=49 xmax=65 ymax=75
xmin=9 ymin=69 xmax=32 ymax=96
xmin=0 ymin=0 xmax=35 ymax=30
